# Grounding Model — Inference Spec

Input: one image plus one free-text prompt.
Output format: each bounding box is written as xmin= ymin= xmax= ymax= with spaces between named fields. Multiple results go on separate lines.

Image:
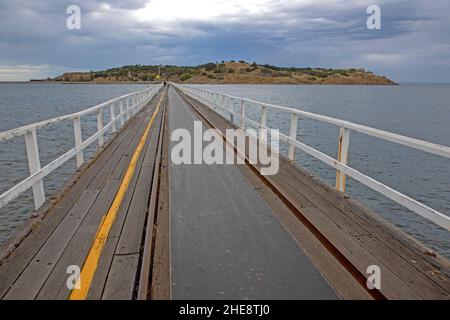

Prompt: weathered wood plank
xmin=278 ymin=161 xmax=450 ymax=298
xmin=36 ymin=179 xmax=123 ymax=299
xmin=3 ymin=189 xmax=100 ymax=299
xmin=88 ymin=102 xmax=164 ymax=299
xmin=85 ymin=137 xmax=151 ymax=299
xmin=136 ymin=102 xmax=167 ymax=300
xmin=115 ymin=111 xmax=162 ymax=255
xmin=101 ymin=254 xmax=140 ymax=300
xmin=100 ymin=96 xmax=165 ymax=299
xmin=151 ymin=106 xmax=171 ymax=300
xmin=273 ymin=178 xmax=421 ymax=299
xmin=36 ymin=101 xmax=159 ymax=299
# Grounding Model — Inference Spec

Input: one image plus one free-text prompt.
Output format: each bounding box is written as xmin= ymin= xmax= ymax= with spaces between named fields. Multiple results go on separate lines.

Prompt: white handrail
xmin=0 ymin=87 xmax=158 ymax=142
xmin=0 ymin=83 xmax=163 ymax=210
xmin=173 ymin=83 xmax=450 ymax=231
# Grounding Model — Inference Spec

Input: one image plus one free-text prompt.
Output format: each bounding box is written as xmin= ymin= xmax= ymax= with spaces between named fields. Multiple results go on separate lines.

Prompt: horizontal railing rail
xmin=0 ymin=83 xmax=163 ymax=211
xmin=173 ymin=83 xmax=450 ymax=231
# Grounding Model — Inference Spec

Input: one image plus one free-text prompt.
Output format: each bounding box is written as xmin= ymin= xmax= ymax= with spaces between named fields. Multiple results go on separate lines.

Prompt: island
xmin=51 ymin=60 xmax=396 ymax=85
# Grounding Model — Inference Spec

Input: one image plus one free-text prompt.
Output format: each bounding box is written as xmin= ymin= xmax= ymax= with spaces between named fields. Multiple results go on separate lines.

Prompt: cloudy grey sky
xmin=1 ymin=0 xmax=449 ymax=82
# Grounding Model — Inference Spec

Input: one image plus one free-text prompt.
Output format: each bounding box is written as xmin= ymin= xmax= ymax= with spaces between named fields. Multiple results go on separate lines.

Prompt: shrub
xmin=203 ymin=63 xmax=216 ymax=71
xmin=180 ymin=73 xmax=192 ymax=81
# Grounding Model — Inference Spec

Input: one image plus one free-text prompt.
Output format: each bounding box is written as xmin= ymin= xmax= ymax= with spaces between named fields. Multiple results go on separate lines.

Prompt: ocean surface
xmin=0 ymin=83 xmax=449 ymax=258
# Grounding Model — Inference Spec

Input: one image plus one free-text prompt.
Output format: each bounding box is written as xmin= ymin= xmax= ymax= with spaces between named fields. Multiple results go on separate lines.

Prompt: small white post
xmin=336 ymin=127 xmax=350 ymax=192
xmin=97 ymin=110 xmax=104 ymax=147
xmin=110 ymin=103 xmax=117 ymax=133
xmin=258 ymin=106 xmax=267 ymax=142
xmin=240 ymin=100 xmax=246 ymax=129
xmin=126 ymin=97 xmax=131 ymax=121
xmin=130 ymin=96 xmax=134 ymax=116
xmin=73 ymin=117 xmax=84 ymax=168
xmin=129 ymin=96 xmax=134 ymax=117
xmin=24 ymin=130 xmax=45 ymax=210
xmin=119 ymin=100 xmax=125 ymax=127
xmin=288 ymin=113 xmax=298 ymax=161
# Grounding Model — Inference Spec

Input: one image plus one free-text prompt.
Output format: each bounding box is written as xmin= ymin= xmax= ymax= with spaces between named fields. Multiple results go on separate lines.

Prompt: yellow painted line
xmin=69 ymin=89 xmax=166 ymax=300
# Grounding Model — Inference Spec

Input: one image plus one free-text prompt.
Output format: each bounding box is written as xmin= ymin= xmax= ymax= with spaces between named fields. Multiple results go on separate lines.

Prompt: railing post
xmin=73 ymin=116 xmax=84 ymax=168
xmin=129 ymin=96 xmax=134 ymax=117
xmin=129 ymin=96 xmax=132 ymax=115
xmin=223 ymin=96 xmax=233 ymax=122
xmin=126 ymin=97 xmax=131 ymax=121
xmin=24 ymin=130 xmax=45 ymax=210
xmin=97 ymin=110 xmax=104 ymax=147
xmin=110 ymin=103 xmax=117 ymax=133
xmin=336 ymin=127 xmax=350 ymax=192
xmin=240 ymin=100 xmax=246 ymax=129
xmin=119 ymin=100 xmax=125 ymax=127
xmin=258 ymin=106 xmax=267 ymax=142
xmin=288 ymin=113 xmax=298 ymax=161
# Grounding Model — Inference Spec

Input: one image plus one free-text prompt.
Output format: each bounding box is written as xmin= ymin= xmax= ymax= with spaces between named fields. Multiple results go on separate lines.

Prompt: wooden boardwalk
xmin=0 ymin=84 xmax=449 ymax=300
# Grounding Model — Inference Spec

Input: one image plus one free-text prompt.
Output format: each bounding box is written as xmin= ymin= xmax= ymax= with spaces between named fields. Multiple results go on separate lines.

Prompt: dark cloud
xmin=1 ymin=0 xmax=449 ymax=82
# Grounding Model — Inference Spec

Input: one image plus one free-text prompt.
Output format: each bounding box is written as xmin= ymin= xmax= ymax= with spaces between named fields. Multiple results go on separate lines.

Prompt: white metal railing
xmin=173 ymin=83 xmax=450 ymax=231
xmin=0 ymin=83 xmax=163 ymax=211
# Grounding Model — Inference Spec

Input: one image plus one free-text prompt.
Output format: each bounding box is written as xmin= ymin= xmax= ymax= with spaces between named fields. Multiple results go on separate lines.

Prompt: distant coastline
xmin=39 ymin=60 xmax=396 ymax=85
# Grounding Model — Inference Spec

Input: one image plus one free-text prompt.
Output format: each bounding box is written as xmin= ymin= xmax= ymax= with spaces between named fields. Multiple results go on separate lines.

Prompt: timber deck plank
xmin=150 ymin=104 xmax=171 ymax=300
xmin=87 ymin=104 xmax=164 ymax=300
xmin=96 ymin=103 xmax=164 ymax=299
xmin=36 ymin=94 xmax=164 ymax=300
